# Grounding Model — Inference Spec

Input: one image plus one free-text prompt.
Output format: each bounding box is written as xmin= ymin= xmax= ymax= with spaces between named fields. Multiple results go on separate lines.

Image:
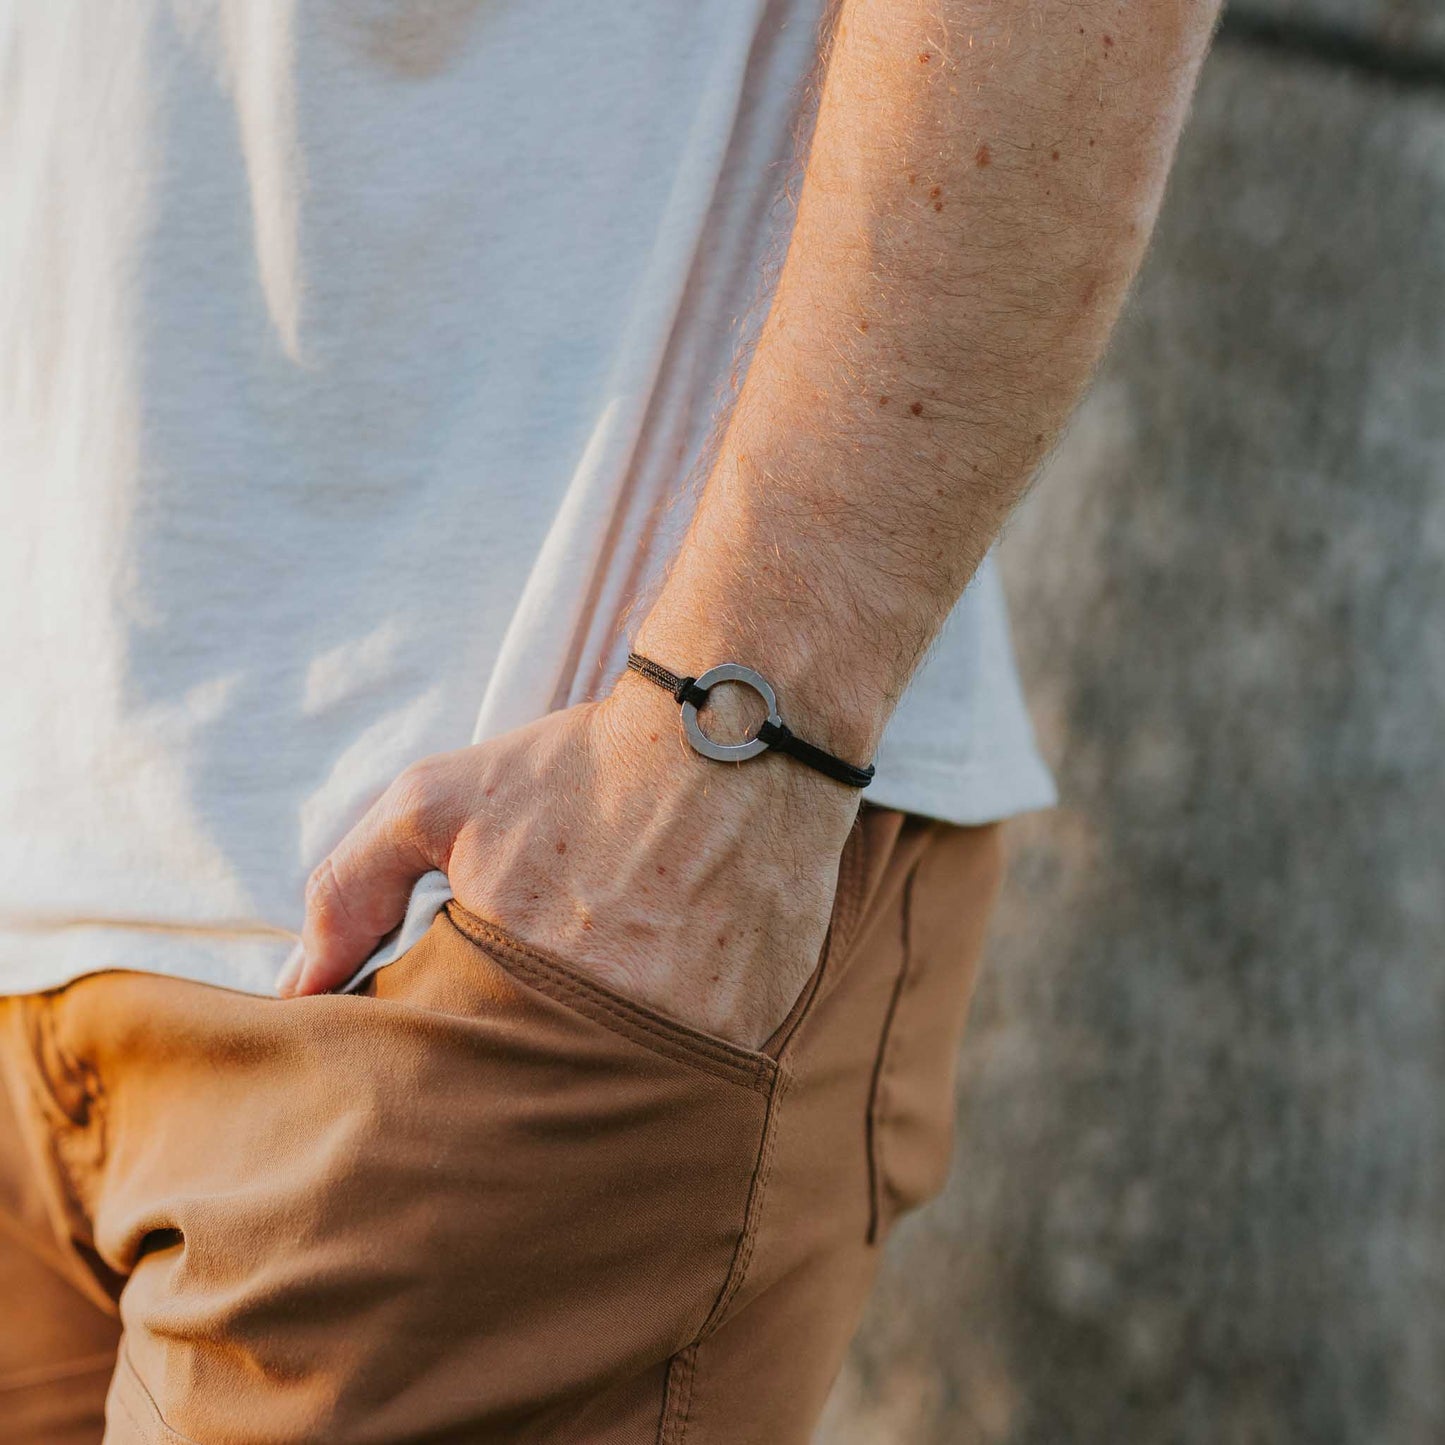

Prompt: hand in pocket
xmin=279 ymin=679 xmax=863 ymax=1049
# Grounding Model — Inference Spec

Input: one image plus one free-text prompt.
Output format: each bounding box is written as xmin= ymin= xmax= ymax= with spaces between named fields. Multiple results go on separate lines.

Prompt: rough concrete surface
xmin=1239 ymin=0 xmax=1445 ymax=55
xmin=819 ymin=28 xmax=1445 ymax=1445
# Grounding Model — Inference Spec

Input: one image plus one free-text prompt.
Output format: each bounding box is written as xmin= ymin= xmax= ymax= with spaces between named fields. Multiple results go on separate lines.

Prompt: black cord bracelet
xmin=625 ymin=652 xmax=876 ymax=789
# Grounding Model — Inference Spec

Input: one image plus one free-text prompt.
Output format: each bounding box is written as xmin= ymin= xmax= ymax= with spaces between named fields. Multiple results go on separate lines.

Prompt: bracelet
xmin=625 ymin=652 xmax=876 ymax=789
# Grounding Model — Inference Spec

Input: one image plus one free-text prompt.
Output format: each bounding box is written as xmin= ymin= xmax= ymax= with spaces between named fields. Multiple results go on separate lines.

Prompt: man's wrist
xmin=599 ymin=668 xmax=866 ymax=843
xmin=628 ymin=437 xmax=944 ymax=771
xmin=627 ymin=607 xmax=895 ymax=771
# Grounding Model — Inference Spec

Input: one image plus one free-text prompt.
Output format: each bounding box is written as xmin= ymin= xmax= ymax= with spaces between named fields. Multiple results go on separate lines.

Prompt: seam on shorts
xmin=651 ymin=810 xmax=898 ymax=1442
xmin=443 ymin=906 xmax=776 ymax=1093
xmin=831 ymin=811 xmax=873 ymax=967
xmin=703 ymin=1063 xmax=791 ymax=1337
xmin=761 ymin=815 xmax=872 ymax=1066
xmin=656 ymin=1345 xmax=698 ymax=1445
xmin=651 ymin=820 xmax=888 ymax=1441
xmin=864 ymin=859 xmax=920 ymax=1245
xmin=655 ymin=1060 xmax=793 ymax=1444
xmin=113 ymin=1344 xmax=200 ymax=1444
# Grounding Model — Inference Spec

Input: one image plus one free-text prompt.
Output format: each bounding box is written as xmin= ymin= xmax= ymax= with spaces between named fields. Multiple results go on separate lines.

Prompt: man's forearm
xmin=633 ymin=0 xmax=1220 ymax=762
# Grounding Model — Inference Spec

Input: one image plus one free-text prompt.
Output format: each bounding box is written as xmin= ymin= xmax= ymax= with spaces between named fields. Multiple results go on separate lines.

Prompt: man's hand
xmin=279 ymin=677 xmax=861 ymax=1050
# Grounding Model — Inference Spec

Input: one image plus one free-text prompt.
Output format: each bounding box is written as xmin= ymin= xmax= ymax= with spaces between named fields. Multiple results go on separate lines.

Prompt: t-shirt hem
xmin=866 ymin=752 xmax=1058 ymax=828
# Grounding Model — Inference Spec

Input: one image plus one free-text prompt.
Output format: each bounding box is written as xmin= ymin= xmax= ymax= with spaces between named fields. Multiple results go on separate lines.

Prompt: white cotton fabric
xmin=0 ymin=0 xmax=1055 ymax=998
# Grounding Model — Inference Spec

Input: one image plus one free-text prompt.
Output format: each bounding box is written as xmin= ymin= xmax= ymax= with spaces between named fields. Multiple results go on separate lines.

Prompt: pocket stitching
xmin=755 ymin=810 xmax=875 ymax=1065
xmin=114 ymin=1343 xmax=202 ymax=1444
xmin=442 ymin=905 xmax=777 ymax=1094
xmin=864 ymin=859 xmax=921 ymax=1244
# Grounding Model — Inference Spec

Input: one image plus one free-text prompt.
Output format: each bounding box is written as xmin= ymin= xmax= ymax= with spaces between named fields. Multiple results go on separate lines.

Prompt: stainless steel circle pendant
xmin=680 ymin=663 xmax=782 ymax=763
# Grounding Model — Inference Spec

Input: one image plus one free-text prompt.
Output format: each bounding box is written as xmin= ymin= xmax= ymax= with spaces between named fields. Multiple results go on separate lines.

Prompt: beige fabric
xmin=0 ymin=808 xmax=1002 ymax=1443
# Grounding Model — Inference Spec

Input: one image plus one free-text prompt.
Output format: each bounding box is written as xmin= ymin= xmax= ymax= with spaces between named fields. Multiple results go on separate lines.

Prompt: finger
xmin=281 ymin=759 xmax=462 ymax=997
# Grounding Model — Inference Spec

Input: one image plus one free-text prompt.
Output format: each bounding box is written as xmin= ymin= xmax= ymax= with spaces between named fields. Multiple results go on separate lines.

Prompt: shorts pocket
xmin=439 ymin=903 xmax=778 ymax=1094
xmin=97 ymin=922 xmax=786 ymax=1441
xmin=344 ymin=904 xmax=783 ymax=1429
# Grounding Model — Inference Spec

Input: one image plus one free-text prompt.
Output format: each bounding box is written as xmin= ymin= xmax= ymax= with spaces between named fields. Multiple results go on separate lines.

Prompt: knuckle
xmin=387 ymin=758 xmax=454 ymax=850
xmin=304 ymin=857 xmax=333 ymax=904
xmin=303 ymin=868 xmax=364 ymax=962
xmin=304 ymin=857 xmax=349 ymax=927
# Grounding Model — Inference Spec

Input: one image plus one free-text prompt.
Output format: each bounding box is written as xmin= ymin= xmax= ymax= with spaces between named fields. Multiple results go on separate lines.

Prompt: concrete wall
xmin=1243 ymin=0 xmax=1445 ymax=51
xmin=820 ymin=14 xmax=1445 ymax=1445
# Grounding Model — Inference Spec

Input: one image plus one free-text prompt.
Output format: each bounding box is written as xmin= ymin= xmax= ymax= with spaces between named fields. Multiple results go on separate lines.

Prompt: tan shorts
xmin=0 ymin=807 xmax=1002 ymax=1444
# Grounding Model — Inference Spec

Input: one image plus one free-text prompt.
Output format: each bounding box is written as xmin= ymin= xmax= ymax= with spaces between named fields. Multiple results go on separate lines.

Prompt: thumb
xmin=280 ymin=760 xmax=461 ymax=997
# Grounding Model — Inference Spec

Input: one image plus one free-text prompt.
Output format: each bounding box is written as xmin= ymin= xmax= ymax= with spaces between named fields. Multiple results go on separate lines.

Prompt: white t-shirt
xmin=0 ymin=0 xmax=1054 ymax=998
